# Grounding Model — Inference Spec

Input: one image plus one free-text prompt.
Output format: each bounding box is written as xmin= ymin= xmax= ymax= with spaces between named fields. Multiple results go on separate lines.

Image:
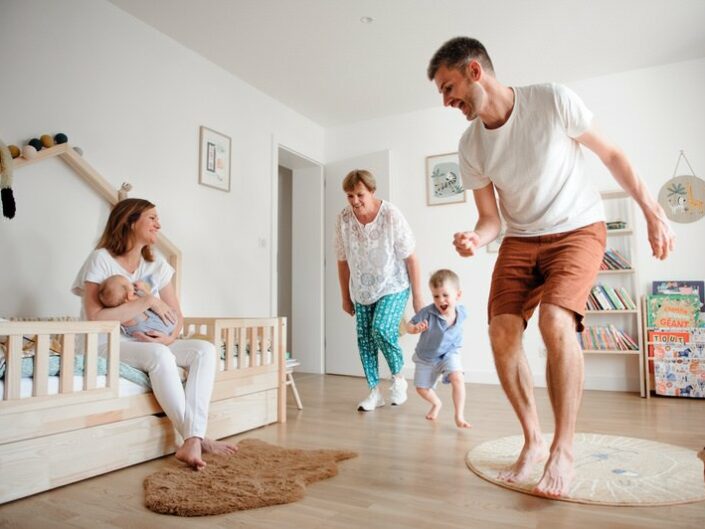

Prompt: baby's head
xmin=429 ymin=269 xmax=462 ymax=316
xmin=98 ymin=275 xmax=136 ymax=308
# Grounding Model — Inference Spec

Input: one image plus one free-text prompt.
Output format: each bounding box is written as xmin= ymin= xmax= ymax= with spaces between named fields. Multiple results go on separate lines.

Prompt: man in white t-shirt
xmin=427 ymin=37 xmax=675 ymax=498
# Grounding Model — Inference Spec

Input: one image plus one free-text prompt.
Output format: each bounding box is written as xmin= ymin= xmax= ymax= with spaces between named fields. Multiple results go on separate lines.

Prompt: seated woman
xmin=71 ymin=198 xmax=236 ymax=470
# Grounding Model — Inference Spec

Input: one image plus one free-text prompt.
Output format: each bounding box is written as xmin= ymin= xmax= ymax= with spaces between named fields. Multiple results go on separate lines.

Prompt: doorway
xmin=273 ymin=145 xmax=325 ymax=374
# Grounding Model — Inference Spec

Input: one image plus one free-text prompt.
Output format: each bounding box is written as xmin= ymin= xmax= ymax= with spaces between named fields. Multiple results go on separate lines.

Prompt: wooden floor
xmin=1 ymin=374 xmax=704 ymax=528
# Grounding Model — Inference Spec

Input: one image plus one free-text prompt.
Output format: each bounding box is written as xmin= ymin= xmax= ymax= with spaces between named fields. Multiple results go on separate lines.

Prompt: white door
xmin=324 ymin=150 xmax=391 ymax=376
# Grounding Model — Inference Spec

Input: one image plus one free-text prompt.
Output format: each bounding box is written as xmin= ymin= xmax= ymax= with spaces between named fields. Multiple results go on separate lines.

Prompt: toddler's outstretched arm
xmin=406 ymin=320 xmax=428 ymax=334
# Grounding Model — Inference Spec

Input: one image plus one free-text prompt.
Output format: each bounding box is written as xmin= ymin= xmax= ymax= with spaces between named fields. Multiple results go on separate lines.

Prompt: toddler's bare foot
xmin=425 ymin=402 xmax=442 ymax=420
xmin=175 ymin=437 xmax=206 ymax=470
xmin=498 ymin=438 xmax=548 ymax=483
xmin=455 ymin=416 xmax=472 ymax=429
xmin=533 ymin=448 xmax=575 ymax=498
xmin=202 ymin=437 xmax=239 ymax=456
xmin=698 ymin=447 xmax=705 ymax=482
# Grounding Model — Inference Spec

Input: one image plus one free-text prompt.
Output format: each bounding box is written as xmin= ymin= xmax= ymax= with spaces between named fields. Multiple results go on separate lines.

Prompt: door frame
xmin=270 ymin=137 xmax=325 ymax=373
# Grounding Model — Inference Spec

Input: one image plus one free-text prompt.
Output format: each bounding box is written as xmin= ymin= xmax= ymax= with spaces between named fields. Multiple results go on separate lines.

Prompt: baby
xmin=98 ymin=275 xmax=175 ymax=338
xmin=406 ymin=269 xmax=471 ymax=428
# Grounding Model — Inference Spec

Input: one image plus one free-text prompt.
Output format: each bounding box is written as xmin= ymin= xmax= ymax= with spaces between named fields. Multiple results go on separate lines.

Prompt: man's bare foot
xmin=175 ymin=437 xmax=206 ymax=470
xmin=498 ymin=438 xmax=548 ymax=483
xmin=426 ymin=402 xmax=442 ymax=420
xmin=455 ymin=415 xmax=472 ymax=429
xmin=202 ymin=437 xmax=239 ymax=456
xmin=533 ymin=448 xmax=575 ymax=498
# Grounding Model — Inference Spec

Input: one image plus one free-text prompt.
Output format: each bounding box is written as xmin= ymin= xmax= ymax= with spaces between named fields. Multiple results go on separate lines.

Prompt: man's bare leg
xmin=534 ymin=304 xmax=583 ymax=497
xmin=448 ymin=371 xmax=472 ymax=428
xmin=490 ymin=314 xmax=548 ymax=482
xmin=417 ymin=387 xmax=442 ymax=420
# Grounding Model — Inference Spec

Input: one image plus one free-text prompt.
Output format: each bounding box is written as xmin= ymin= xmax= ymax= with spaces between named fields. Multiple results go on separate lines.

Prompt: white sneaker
xmin=357 ymin=387 xmax=385 ymax=411
xmin=389 ymin=376 xmax=408 ymax=406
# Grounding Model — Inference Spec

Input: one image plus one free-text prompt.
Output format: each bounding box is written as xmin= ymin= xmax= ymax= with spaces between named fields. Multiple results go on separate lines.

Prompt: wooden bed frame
xmin=0 ymin=317 xmax=287 ymax=504
xmin=0 ymin=144 xmax=287 ymax=504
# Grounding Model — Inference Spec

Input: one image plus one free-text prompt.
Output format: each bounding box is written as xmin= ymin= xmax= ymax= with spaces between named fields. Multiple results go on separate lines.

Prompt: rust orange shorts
xmin=488 ymin=222 xmax=606 ymax=332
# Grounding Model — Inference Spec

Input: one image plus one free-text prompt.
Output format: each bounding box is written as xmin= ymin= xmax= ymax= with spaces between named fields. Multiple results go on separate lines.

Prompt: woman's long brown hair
xmin=96 ymin=198 xmax=156 ymax=261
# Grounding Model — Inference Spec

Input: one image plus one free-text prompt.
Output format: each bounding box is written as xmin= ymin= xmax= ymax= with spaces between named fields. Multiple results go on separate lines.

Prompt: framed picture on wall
xmin=425 ymin=152 xmax=466 ymax=206
xmin=199 ymin=126 xmax=231 ymax=192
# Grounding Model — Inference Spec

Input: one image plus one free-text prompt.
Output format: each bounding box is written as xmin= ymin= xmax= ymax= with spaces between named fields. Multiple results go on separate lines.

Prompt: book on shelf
xmin=586 ymin=284 xmax=634 ymax=311
xmin=645 ymin=294 xmax=702 ymax=328
xmin=577 ymin=325 xmax=638 ymax=351
xmin=600 ymin=248 xmax=632 ymax=270
xmin=606 ymin=220 xmax=627 ymax=230
xmin=651 ymin=280 xmax=705 ymax=307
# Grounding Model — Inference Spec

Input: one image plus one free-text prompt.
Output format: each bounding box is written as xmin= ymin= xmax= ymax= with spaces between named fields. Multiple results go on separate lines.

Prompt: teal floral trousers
xmin=355 ymin=288 xmax=409 ymax=388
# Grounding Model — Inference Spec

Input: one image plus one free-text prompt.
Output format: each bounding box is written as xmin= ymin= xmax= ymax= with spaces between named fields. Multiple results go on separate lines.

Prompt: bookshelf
xmin=580 ymin=190 xmax=645 ymax=396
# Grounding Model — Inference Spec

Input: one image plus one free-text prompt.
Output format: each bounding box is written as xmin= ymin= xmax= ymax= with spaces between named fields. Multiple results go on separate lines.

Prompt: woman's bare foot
xmin=455 ymin=415 xmax=472 ymax=429
xmin=175 ymin=437 xmax=206 ymax=470
xmin=426 ymin=402 xmax=442 ymax=420
xmin=498 ymin=438 xmax=548 ymax=483
xmin=533 ymin=447 xmax=574 ymax=498
xmin=201 ymin=437 xmax=239 ymax=456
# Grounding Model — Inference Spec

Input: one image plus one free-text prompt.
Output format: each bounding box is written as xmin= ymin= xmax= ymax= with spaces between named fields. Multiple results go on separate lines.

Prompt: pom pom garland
xmin=54 ymin=133 xmax=68 ymax=144
xmin=8 ymin=145 xmax=20 ymax=158
xmin=22 ymin=145 xmax=37 ymax=159
xmin=40 ymin=134 xmax=54 ymax=148
xmin=28 ymin=138 xmax=43 ymax=151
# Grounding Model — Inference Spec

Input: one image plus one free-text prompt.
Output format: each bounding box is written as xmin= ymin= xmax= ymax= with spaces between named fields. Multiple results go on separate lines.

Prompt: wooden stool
xmin=285 ymin=358 xmax=303 ymax=410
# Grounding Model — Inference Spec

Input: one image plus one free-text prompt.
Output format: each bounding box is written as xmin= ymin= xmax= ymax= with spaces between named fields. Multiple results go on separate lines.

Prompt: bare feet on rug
xmin=425 ymin=402 xmax=442 ymax=420
xmin=498 ymin=438 xmax=548 ymax=483
xmin=455 ymin=415 xmax=472 ymax=429
xmin=175 ymin=437 xmax=206 ymax=470
xmin=202 ymin=437 xmax=239 ymax=456
xmin=533 ymin=448 xmax=575 ymax=498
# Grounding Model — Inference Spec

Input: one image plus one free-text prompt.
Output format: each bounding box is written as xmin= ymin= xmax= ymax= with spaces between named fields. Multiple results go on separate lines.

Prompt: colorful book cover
xmin=652 ymin=280 xmax=705 ymax=307
xmin=646 ymin=294 xmax=701 ymax=328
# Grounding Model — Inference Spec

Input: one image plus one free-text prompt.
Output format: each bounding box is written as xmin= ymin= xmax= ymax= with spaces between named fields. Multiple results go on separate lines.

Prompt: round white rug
xmin=466 ymin=433 xmax=705 ymax=506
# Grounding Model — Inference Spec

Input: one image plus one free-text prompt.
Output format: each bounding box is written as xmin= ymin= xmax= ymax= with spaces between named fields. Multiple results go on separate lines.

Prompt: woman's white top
xmin=335 ymin=201 xmax=415 ymax=305
xmin=71 ymin=249 xmax=174 ymax=342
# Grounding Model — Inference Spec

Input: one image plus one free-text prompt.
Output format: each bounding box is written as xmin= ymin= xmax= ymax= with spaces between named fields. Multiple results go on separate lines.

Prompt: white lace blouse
xmin=335 ymin=201 xmax=415 ymax=305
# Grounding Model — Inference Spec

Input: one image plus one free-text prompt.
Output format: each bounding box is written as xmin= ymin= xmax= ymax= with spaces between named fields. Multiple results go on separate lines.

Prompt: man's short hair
xmin=427 ymin=36 xmax=494 ymax=80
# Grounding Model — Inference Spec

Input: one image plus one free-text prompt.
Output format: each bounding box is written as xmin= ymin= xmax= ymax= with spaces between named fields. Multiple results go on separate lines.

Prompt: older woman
xmin=71 ymin=198 xmax=237 ymax=470
xmin=335 ymin=169 xmax=424 ymax=411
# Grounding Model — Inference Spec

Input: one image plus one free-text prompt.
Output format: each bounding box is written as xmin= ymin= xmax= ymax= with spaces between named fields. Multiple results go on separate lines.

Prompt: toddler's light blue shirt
xmin=410 ymin=303 xmax=467 ymax=361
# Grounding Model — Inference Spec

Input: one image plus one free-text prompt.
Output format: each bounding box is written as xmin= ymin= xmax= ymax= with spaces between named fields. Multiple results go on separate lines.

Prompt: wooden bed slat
xmin=5 ymin=335 xmax=22 ymax=400
xmin=33 ymin=335 xmax=50 ymax=397
xmin=60 ymin=334 xmax=75 ymax=394
xmin=84 ymin=333 xmax=98 ymax=390
xmin=225 ymin=328 xmax=235 ymax=371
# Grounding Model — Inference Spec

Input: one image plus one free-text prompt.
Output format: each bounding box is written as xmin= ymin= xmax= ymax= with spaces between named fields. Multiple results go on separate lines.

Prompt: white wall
xmin=326 ymin=57 xmax=705 ymax=392
xmin=0 ymin=0 xmax=324 ymax=318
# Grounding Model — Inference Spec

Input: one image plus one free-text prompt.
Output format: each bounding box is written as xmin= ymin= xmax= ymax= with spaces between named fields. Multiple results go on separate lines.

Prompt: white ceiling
xmin=108 ymin=0 xmax=705 ymax=128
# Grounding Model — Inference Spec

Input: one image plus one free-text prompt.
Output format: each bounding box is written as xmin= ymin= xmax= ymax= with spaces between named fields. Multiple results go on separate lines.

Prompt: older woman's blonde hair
xmin=342 ymin=169 xmax=376 ymax=193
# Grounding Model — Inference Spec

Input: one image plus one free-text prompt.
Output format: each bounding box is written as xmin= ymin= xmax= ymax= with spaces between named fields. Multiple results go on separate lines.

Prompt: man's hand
xmin=453 ymin=231 xmax=481 ymax=257
xmin=646 ymin=209 xmax=676 ymax=260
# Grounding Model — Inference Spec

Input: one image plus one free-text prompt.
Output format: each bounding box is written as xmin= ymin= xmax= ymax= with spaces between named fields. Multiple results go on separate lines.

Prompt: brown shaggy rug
xmin=143 ymin=438 xmax=358 ymax=516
